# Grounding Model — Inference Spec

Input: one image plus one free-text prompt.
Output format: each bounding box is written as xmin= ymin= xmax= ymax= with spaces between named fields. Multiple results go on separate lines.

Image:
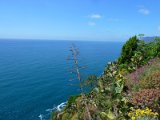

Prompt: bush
xmin=125 ymin=58 xmax=160 ymax=91
xmin=64 ymin=95 xmax=79 ymax=112
xmin=140 ymin=71 xmax=160 ymax=89
xmin=154 ymin=37 xmax=160 ymax=57
xmin=52 ymin=112 xmax=57 ymax=120
xmin=61 ymin=113 xmax=70 ymax=120
xmin=85 ymin=75 xmax=98 ymax=89
xmin=119 ymin=36 xmax=139 ymax=64
xmin=144 ymin=37 xmax=160 ymax=59
xmin=130 ymin=89 xmax=160 ymax=113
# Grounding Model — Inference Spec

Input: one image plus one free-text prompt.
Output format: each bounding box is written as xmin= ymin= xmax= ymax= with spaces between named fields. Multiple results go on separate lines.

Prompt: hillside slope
xmin=52 ymin=36 xmax=160 ymax=120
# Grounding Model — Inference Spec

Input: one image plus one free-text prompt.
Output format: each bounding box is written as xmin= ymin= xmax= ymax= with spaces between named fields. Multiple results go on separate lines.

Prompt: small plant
xmin=85 ymin=75 xmax=98 ymax=89
xmin=125 ymin=58 xmax=160 ymax=91
xmin=130 ymin=51 xmax=144 ymax=68
xmin=128 ymin=107 xmax=159 ymax=120
xmin=125 ymin=65 xmax=146 ymax=90
xmin=140 ymin=71 xmax=160 ymax=89
xmin=130 ymin=89 xmax=160 ymax=113
xmin=65 ymin=95 xmax=79 ymax=111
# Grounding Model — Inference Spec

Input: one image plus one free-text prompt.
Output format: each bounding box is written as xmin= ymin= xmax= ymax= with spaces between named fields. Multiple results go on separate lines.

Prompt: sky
xmin=0 ymin=0 xmax=160 ymax=41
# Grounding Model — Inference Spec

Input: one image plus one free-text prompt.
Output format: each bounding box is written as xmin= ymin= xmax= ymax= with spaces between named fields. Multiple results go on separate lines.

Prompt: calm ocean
xmin=0 ymin=40 xmax=123 ymax=120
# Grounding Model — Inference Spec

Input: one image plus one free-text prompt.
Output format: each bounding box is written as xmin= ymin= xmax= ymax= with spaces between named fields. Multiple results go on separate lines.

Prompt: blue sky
xmin=0 ymin=0 xmax=160 ymax=41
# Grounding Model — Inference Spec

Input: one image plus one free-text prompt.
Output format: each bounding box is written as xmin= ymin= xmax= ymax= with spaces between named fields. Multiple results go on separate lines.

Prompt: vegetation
xmin=84 ymin=75 xmax=98 ymax=89
xmin=140 ymin=71 xmax=160 ymax=89
xmin=118 ymin=36 xmax=139 ymax=64
xmin=130 ymin=89 xmax=160 ymax=113
xmin=52 ymin=36 xmax=160 ymax=120
xmin=128 ymin=107 xmax=159 ymax=120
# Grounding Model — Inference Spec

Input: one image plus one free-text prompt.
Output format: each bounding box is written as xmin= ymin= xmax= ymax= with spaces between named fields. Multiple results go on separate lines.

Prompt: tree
xmin=138 ymin=34 xmax=145 ymax=40
xmin=118 ymin=36 xmax=139 ymax=64
xmin=154 ymin=37 xmax=160 ymax=57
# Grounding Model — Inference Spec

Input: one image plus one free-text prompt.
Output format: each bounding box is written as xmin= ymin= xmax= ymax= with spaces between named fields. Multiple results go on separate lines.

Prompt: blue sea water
xmin=0 ymin=40 xmax=123 ymax=120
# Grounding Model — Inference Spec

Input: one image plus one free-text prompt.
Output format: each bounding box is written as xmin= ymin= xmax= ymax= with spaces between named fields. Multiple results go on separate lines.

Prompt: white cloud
xmin=88 ymin=22 xmax=96 ymax=26
xmin=138 ymin=7 xmax=150 ymax=15
xmin=89 ymin=14 xmax=102 ymax=19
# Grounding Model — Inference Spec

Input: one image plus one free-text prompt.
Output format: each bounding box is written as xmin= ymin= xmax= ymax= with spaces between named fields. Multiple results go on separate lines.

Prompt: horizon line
xmin=0 ymin=38 xmax=126 ymax=42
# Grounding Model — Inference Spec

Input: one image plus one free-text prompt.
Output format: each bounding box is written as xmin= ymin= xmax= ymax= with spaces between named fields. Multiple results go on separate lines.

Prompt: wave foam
xmin=57 ymin=102 xmax=67 ymax=111
xmin=39 ymin=101 xmax=67 ymax=120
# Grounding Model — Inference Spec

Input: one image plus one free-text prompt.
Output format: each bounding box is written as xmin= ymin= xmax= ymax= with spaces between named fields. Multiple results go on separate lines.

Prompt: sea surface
xmin=0 ymin=40 xmax=123 ymax=120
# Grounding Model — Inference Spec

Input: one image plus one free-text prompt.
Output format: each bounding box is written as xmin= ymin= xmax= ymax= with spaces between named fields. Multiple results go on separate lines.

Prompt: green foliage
xmin=100 ymin=110 xmax=116 ymax=120
xmin=85 ymin=75 xmax=98 ymax=89
xmin=143 ymin=37 xmax=160 ymax=59
xmin=119 ymin=36 xmax=139 ymax=64
xmin=130 ymin=51 xmax=143 ymax=68
xmin=61 ymin=113 xmax=70 ymax=120
xmin=118 ymin=36 xmax=160 ymax=72
xmin=138 ymin=33 xmax=145 ymax=39
xmin=52 ymin=112 xmax=57 ymax=120
xmin=118 ymin=64 xmax=129 ymax=75
xmin=52 ymin=35 xmax=160 ymax=120
xmin=64 ymin=95 xmax=79 ymax=112
xmin=99 ymin=111 xmax=107 ymax=118
xmin=98 ymin=61 xmax=130 ymax=119
xmin=154 ymin=37 xmax=160 ymax=57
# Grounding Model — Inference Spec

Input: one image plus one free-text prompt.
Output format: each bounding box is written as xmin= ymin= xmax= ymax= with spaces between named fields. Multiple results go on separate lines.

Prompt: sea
xmin=0 ymin=39 xmax=124 ymax=120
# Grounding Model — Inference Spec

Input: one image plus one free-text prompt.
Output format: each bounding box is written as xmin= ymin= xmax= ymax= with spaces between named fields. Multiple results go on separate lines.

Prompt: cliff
xmin=52 ymin=36 xmax=160 ymax=120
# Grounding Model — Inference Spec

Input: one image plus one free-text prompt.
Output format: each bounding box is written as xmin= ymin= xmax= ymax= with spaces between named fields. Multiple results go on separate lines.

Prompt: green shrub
xmin=119 ymin=36 xmax=139 ymax=64
xmin=52 ymin=112 xmax=57 ymax=120
xmin=144 ymin=37 xmax=160 ymax=59
xmin=154 ymin=37 xmax=160 ymax=57
xmin=62 ymin=113 xmax=70 ymax=120
xmin=64 ymin=95 xmax=79 ymax=112
xmin=85 ymin=75 xmax=98 ymax=89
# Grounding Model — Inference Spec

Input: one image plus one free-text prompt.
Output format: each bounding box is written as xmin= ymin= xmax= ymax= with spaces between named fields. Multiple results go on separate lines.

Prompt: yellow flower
xmin=140 ymin=110 xmax=144 ymax=116
xmin=128 ymin=107 xmax=159 ymax=120
xmin=128 ymin=112 xmax=131 ymax=117
xmin=135 ymin=111 xmax=139 ymax=116
xmin=131 ymin=116 xmax=136 ymax=120
xmin=154 ymin=112 xmax=158 ymax=116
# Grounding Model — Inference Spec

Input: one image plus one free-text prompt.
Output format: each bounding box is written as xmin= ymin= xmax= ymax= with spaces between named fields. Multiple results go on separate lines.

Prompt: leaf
xmin=94 ymin=87 xmax=99 ymax=93
xmin=107 ymin=110 xmax=116 ymax=120
xmin=115 ymin=87 xmax=122 ymax=94
xmin=101 ymin=89 xmax=104 ymax=93
xmin=121 ymin=97 xmax=128 ymax=104
xmin=115 ymin=84 xmax=123 ymax=94
xmin=100 ymin=112 xmax=107 ymax=118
